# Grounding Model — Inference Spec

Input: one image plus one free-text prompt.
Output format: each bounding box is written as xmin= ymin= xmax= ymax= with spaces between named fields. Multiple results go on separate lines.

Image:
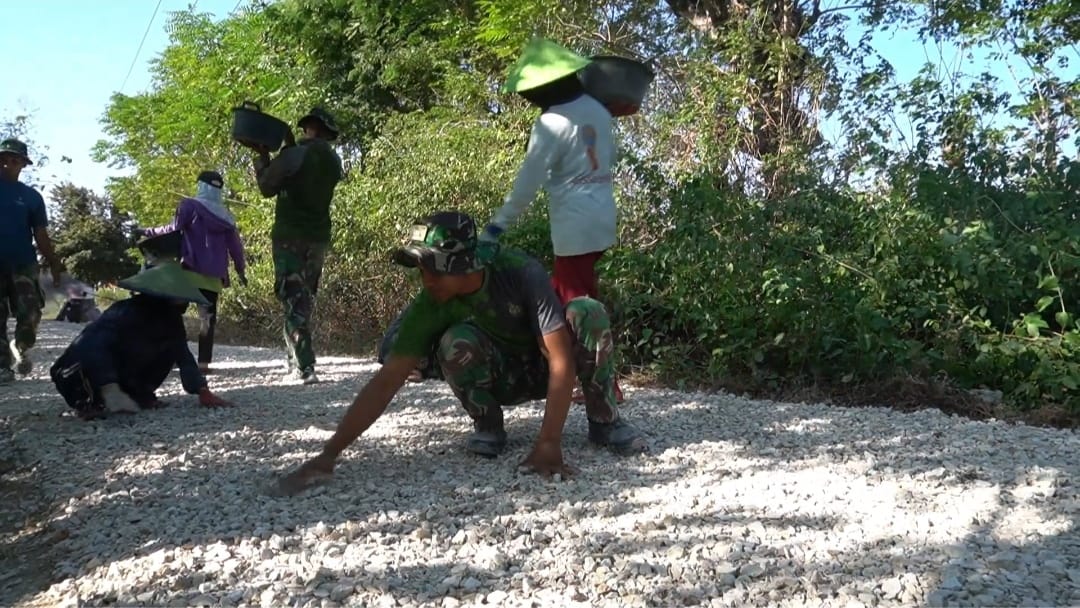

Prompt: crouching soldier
xmin=377 ymin=300 xmax=442 ymax=383
xmin=274 ymin=211 xmax=647 ymax=496
xmin=49 ymin=262 xmax=231 ymax=420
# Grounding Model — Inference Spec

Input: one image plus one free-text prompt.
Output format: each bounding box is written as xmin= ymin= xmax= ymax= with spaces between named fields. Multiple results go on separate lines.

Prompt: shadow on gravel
xmin=1 ymin=322 xmax=1077 ymax=606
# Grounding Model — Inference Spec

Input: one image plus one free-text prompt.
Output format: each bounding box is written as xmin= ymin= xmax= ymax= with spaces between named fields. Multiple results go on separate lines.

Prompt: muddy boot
xmin=467 ymin=406 xmax=507 ymax=458
xmin=588 ymin=417 xmax=649 ymax=455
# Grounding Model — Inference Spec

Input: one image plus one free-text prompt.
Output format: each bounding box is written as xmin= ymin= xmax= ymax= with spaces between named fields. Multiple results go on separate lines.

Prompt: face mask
xmin=195 ymin=181 xmax=224 ymax=205
xmin=193 ymin=180 xmax=236 ymax=226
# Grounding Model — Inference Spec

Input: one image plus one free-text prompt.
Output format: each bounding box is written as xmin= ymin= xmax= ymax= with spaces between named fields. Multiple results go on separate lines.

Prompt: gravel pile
xmin=1 ymin=321 xmax=1078 ymax=607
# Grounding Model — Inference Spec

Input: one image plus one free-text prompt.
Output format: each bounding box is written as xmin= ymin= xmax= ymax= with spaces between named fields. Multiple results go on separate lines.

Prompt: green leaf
xmin=1038 ymin=275 xmax=1060 ymax=290
xmin=1036 ymin=295 xmax=1055 ymax=312
xmin=1024 ymin=313 xmax=1049 ymax=337
xmin=1055 ymin=312 xmax=1072 ymax=330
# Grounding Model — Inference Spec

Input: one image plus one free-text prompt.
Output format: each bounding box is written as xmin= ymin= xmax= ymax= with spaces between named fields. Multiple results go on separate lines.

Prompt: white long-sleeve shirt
xmin=491 ymin=94 xmax=617 ymax=257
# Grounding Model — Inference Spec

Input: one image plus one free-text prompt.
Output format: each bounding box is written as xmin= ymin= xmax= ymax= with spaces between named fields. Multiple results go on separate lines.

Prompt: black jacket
xmin=50 ymin=295 xmax=206 ymax=403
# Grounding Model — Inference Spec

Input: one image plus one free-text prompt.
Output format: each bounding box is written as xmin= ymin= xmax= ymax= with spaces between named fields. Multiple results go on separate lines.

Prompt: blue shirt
xmin=0 ymin=180 xmax=47 ymax=268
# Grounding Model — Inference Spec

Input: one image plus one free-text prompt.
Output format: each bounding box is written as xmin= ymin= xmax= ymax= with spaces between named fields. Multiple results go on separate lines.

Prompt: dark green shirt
xmin=390 ymin=248 xmax=567 ymax=359
xmin=255 ymin=138 xmax=343 ymax=243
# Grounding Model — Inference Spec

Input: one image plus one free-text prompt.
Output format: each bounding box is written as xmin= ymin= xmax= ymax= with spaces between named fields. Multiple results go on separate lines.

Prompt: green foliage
xmin=214 ymin=106 xmax=547 ymax=349
xmin=604 ymin=155 xmax=1080 ymax=409
xmin=93 ymin=0 xmax=1080 ymax=414
xmin=49 ymin=183 xmax=140 ymax=285
xmin=93 ymin=8 xmax=304 ymax=227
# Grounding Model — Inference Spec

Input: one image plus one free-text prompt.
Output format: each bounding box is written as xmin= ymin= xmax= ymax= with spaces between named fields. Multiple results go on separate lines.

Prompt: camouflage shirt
xmin=390 ymin=247 xmax=565 ymax=358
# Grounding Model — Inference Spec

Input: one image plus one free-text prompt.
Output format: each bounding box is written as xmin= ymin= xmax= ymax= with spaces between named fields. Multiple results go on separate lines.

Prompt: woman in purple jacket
xmin=143 ymin=170 xmax=247 ymax=373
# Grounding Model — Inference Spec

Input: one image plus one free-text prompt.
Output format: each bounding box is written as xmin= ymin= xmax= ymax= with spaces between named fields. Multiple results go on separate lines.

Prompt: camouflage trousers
xmin=437 ymin=297 xmax=620 ymax=424
xmin=0 ymin=265 xmax=44 ymax=371
xmin=272 ymin=240 xmax=328 ymax=373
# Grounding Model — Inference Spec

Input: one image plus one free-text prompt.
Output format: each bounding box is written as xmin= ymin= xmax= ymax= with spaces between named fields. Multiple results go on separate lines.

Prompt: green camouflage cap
xmin=501 ymin=38 xmax=592 ymax=94
xmin=393 ymin=211 xmax=495 ymax=275
xmin=298 ymin=107 xmax=339 ymax=140
xmin=0 ymin=138 xmax=33 ymax=165
xmin=117 ymin=261 xmax=210 ymax=305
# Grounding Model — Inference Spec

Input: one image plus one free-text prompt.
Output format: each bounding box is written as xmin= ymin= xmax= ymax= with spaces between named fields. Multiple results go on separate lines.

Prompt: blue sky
xmin=2 ymin=1 xmax=1073 ymax=200
xmin=2 ymin=0 xmax=239 ymax=195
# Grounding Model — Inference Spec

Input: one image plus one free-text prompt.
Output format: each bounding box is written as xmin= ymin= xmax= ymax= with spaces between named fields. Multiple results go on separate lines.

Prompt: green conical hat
xmin=117 ymin=262 xmax=210 ymax=306
xmin=501 ymin=38 xmax=592 ymax=94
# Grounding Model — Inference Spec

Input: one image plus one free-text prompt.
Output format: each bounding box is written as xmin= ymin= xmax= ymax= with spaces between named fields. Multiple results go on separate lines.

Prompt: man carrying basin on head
xmin=49 ymin=261 xmax=231 ymax=420
xmin=273 ymin=211 xmax=648 ymax=496
xmin=249 ymin=107 xmax=344 ymax=386
xmin=0 ymin=138 xmax=65 ymax=384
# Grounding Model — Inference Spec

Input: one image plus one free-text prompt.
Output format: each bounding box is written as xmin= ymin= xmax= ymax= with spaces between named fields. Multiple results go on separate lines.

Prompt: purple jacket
xmin=145 ymin=198 xmax=246 ymax=287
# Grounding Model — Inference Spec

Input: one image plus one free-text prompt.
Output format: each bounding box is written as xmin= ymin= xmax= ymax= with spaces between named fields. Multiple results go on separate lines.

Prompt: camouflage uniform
xmin=378 ymin=300 xmax=443 ymax=381
xmin=0 ymin=264 xmax=44 ymax=372
xmin=254 ymin=108 xmax=343 ymax=381
xmin=389 ymin=211 xmax=646 ymax=456
xmin=272 ymin=240 xmax=327 ymax=374
xmin=437 ymin=296 xmax=620 ymax=424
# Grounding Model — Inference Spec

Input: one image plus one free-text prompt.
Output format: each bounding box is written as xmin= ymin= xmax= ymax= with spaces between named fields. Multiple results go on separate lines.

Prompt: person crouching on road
xmin=49 ymin=261 xmax=231 ymax=420
xmin=273 ymin=211 xmax=647 ymax=496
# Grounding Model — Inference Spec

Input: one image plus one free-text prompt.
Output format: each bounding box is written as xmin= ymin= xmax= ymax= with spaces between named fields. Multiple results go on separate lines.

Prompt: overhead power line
xmin=118 ymin=0 xmax=167 ymax=94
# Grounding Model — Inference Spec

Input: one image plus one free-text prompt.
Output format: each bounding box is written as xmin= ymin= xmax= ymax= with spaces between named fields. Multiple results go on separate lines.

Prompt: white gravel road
xmin=0 ymin=320 xmax=1077 ymax=608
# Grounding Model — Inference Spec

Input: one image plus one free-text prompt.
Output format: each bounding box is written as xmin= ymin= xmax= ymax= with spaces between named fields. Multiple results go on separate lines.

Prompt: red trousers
xmin=552 ymin=251 xmax=604 ymax=305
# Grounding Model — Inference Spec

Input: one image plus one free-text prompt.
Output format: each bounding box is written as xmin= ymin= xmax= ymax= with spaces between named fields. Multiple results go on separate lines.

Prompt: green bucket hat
xmin=501 ymin=38 xmax=592 ymax=94
xmin=298 ymin=107 xmax=339 ymax=140
xmin=0 ymin=138 xmax=33 ymax=165
xmin=117 ymin=261 xmax=210 ymax=305
xmin=392 ymin=211 xmax=496 ymax=275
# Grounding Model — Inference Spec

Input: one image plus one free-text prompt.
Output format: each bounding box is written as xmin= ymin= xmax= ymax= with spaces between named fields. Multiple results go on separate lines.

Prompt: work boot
xmin=588 ymin=417 xmax=648 ymax=455
xmin=10 ymin=341 xmax=30 ymax=376
xmin=286 ymin=368 xmax=320 ymax=385
xmin=467 ymin=406 xmax=507 ymax=458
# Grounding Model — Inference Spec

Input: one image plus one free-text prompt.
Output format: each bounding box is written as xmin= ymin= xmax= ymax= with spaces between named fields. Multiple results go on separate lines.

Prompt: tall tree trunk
xmin=665 ymin=0 xmax=820 ymax=197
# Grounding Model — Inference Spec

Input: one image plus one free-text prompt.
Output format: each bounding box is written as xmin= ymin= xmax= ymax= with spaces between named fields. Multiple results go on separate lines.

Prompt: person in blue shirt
xmin=0 ymin=138 xmax=64 ymax=385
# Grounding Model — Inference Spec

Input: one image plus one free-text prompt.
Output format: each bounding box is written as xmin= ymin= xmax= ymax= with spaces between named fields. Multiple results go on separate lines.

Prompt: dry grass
xmin=622 ymin=364 xmax=1079 ymax=431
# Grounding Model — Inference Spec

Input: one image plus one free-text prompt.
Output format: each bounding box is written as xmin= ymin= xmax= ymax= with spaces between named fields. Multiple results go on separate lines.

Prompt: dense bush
xmin=83 ymin=0 xmax=1078 ymax=415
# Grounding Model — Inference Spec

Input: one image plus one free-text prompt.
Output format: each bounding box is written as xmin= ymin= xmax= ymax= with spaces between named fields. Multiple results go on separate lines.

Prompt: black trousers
xmin=51 ymin=362 xmax=103 ymax=415
xmin=198 ymin=289 xmax=219 ymax=364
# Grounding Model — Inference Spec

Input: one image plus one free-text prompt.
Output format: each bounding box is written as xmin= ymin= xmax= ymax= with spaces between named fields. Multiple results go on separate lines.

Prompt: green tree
xmin=93 ymin=7 xmax=305 ymax=227
xmin=49 ymin=183 xmax=140 ymax=285
xmin=90 ymin=0 xmax=1080 ymax=412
